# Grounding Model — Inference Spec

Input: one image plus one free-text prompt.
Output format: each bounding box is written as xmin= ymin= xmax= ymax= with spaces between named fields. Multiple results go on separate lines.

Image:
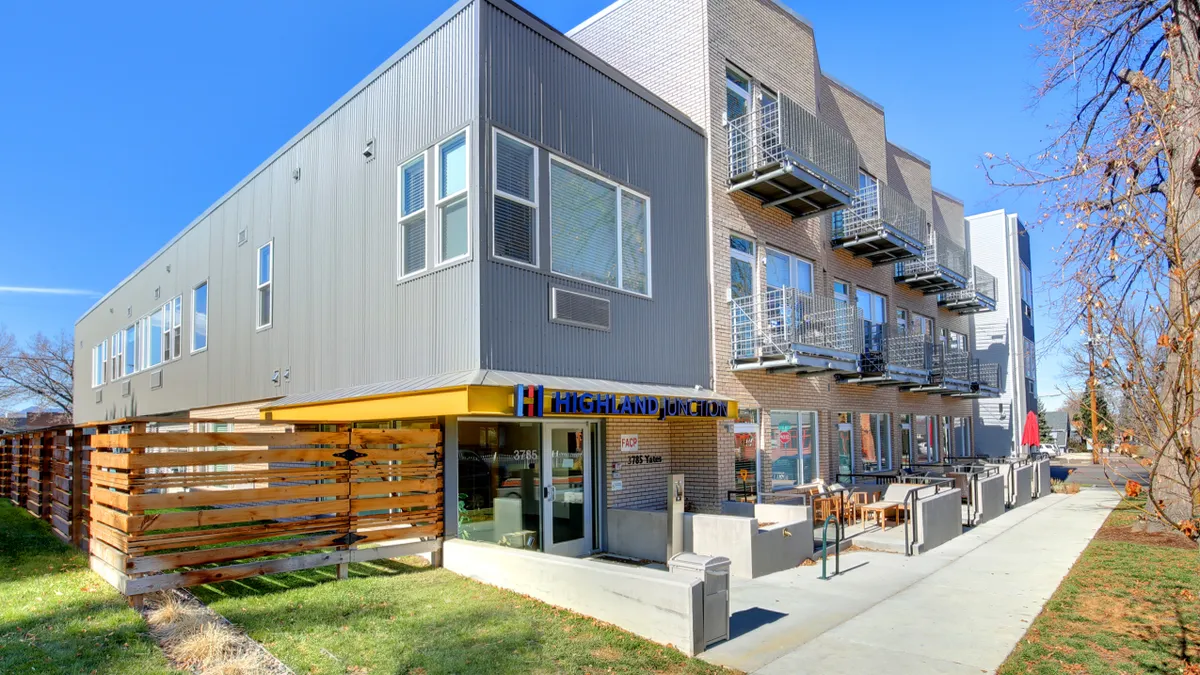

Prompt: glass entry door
xmin=542 ymin=423 xmax=592 ymax=556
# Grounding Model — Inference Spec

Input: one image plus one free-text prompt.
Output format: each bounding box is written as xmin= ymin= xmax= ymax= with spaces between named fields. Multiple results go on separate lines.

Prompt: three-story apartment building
xmin=572 ymin=0 xmax=1003 ymax=503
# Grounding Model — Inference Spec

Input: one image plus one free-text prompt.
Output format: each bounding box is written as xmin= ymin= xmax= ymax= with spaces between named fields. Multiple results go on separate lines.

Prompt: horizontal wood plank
xmin=92 ymin=431 xmax=350 ymax=449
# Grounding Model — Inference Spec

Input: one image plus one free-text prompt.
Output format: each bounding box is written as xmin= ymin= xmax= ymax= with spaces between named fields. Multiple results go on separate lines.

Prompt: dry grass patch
xmin=144 ymin=591 xmax=281 ymax=675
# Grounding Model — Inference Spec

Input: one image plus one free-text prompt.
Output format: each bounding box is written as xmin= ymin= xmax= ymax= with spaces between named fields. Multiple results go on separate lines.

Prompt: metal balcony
xmin=894 ymin=231 xmax=968 ymax=294
xmin=836 ymin=322 xmax=931 ymax=387
xmin=727 ymin=96 xmax=859 ymax=218
xmin=829 ymin=182 xmax=926 ymax=265
xmin=952 ymin=360 xmax=1003 ymax=398
xmin=729 ymin=288 xmax=862 ymax=375
xmin=904 ymin=345 xmax=972 ymax=394
xmin=938 ymin=265 xmax=998 ymax=314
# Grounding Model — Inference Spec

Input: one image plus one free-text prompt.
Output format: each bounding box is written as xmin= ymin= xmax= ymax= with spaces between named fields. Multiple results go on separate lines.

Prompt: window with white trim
xmin=257 ymin=241 xmax=273 ymax=329
xmin=145 ymin=306 xmax=164 ymax=368
xmin=912 ymin=313 xmax=933 ymax=336
xmin=92 ymin=342 xmax=106 ymax=388
xmin=493 ymin=130 xmax=538 ymax=265
xmin=192 ymin=282 xmax=208 ymax=352
xmin=1024 ymin=338 xmax=1037 ymax=382
xmin=110 ymin=332 xmax=122 ymax=382
xmin=1021 ymin=262 xmax=1033 ymax=307
xmin=549 ymin=157 xmax=650 ymax=295
xmin=765 ymin=248 xmax=813 ymax=294
xmin=158 ymin=296 xmax=182 ymax=362
xmin=437 ymin=130 xmax=469 ymax=263
xmin=725 ymin=66 xmax=751 ymax=123
xmin=397 ymin=154 xmax=427 ymax=278
xmin=858 ymin=412 xmax=892 ymax=471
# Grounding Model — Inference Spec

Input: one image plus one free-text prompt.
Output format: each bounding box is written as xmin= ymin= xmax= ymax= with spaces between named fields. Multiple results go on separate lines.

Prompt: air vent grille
xmin=121 ymin=381 xmax=131 ymax=397
xmin=150 ymin=370 xmax=163 ymax=390
xmin=551 ymin=288 xmax=611 ymax=331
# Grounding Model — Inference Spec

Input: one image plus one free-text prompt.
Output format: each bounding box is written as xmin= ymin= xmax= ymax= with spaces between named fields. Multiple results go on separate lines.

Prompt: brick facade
xmin=574 ymin=0 xmax=987 ymax=506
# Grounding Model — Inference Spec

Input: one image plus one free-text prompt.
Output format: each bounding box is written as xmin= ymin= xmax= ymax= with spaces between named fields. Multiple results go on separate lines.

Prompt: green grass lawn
xmin=999 ymin=498 xmax=1199 ymax=675
xmin=0 ymin=500 xmax=179 ymax=675
xmin=192 ymin=556 xmax=729 ymax=675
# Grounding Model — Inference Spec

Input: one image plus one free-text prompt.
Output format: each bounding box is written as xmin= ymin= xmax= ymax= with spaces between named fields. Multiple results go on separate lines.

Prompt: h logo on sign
xmin=513 ymin=384 xmax=544 ymax=417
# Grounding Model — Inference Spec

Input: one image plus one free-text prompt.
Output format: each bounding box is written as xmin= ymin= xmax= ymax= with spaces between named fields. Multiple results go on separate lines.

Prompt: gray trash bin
xmin=668 ymin=552 xmax=730 ymax=646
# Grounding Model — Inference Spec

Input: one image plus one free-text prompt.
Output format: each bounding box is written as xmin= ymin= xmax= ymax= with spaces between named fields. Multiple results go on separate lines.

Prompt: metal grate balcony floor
xmin=731 ymin=342 xmax=860 ymax=376
xmin=895 ymin=266 xmax=968 ymax=295
xmin=835 ymin=353 xmax=929 ymax=387
xmin=729 ymin=152 xmax=853 ymax=218
xmin=938 ymin=291 xmax=998 ymax=314
xmin=831 ymin=224 xmax=923 ymax=265
xmin=951 ymin=383 xmax=1003 ymax=399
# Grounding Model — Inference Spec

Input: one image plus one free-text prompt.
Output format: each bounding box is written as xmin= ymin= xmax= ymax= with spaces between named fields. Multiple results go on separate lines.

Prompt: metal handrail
xmin=727 ymin=96 xmax=859 ymax=191
xmin=861 ymin=322 xmax=933 ymax=372
xmin=897 ymin=230 xmax=967 ymax=279
xmin=820 ymin=513 xmax=842 ymax=580
xmin=933 ymin=345 xmax=971 ymax=381
xmin=831 ymin=181 xmax=926 ymax=247
xmin=729 ymin=288 xmax=864 ymax=360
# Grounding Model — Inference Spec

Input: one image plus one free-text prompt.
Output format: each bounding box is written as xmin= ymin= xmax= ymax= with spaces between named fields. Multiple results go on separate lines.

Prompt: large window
xmin=730 ymin=235 xmax=756 ymax=360
xmin=952 ymin=417 xmax=972 ymax=457
xmin=770 ymin=410 xmax=818 ymax=491
xmin=398 ymin=154 xmax=427 ymax=278
xmin=912 ymin=313 xmax=933 ymax=336
xmin=146 ymin=307 xmax=163 ymax=368
xmin=192 ymin=282 xmax=208 ymax=353
xmin=836 ymin=412 xmax=854 ymax=478
xmin=913 ymin=414 xmax=937 ymax=463
xmin=437 ymin=131 xmax=469 ymax=263
xmin=857 ymin=287 xmax=887 ymax=349
xmin=92 ymin=342 xmax=106 ymax=388
xmin=899 ymin=414 xmax=912 ymax=465
xmin=858 ymin=413 xmax=892 ymax=472
xmin=124 ymin=325 xmax=136 ymax=375
xmin=550 ymin=157 xmax=650 ymax=295
xmin=457 ymin=421 xmax=543 ymax=549
xmin=493 ymin=131 xmax=538 ymax=265
xmin=257 ymin=241 xmax=273 ymax=329
xmin=733 ymin=409 xmax=759 ymax=499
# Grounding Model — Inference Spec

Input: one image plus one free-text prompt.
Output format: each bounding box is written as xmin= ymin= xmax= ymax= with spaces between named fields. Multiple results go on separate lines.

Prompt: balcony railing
xmin=953 ymin=360 xmax=1003 ymax=398
xmin=839 ymin=322 xmax=932 ymax=386
xmin=727 ymin=95 xmax=859 ymax=218
xmin=895 ymin=231 xmax=968 ymax=293
xmin=829 ymin=181 xmax=925 ymax=265
xmin=729 ymin=288 xmax=862 ymax=374
xmin=938 ymin=265 xmax=998 ymax=314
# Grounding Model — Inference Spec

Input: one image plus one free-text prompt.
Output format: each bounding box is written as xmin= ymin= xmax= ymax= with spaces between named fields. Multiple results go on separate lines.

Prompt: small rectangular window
xmin=192 ymin=282 xmax=208 ymax=352
xmin=257 ymin=241 xmax=273 ymax=329
xmin=92 ymin=342 xmax=106 ymax=388
xmin=172 ymin=296 xmax=182 ymax=358
xmin=437 ymin=130 xmax=470 ymax=263
xmin=148 ymin=306 xmax=164 ymax=368
xmin=725 ymin=66 xmax=751 ymax=123
xmin=493 ymin=130 xmax=538 ymax=265
xmin=397 ymin=154 xmax=427 ymax=278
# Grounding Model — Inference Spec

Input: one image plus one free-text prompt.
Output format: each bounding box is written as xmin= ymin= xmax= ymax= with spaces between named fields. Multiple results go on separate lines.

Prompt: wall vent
xmin=551 ymin=288 xmax=611 ymax=331
xmin=95 ymin=390 xmax=102 ymax=404
xmin=121 ymin=380 xmax=131 ymax=397
xmin=237 ymin=228 xmax=248 ymax=246
xmin=150 ymin=370 xmax=163 ymax=390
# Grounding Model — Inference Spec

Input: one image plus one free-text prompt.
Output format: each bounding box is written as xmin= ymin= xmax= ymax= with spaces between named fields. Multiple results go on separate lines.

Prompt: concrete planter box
xmin=691 ymin=503 xmax=813 ymax=578
xmin=911 ymin=487 xmax=963 ymax=553
xmin=444 ymin=539 xmax=707 ymax=655
xmin=1031 ymin=459 xmax=1052 ymax=498
xmin=989 ymin=463 xmax=1034 ymax=508
xmin=973 ymin=473 xmax=1006 ymax=525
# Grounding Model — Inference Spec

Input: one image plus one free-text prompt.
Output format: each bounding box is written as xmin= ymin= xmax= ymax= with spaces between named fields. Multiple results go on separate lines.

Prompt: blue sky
xmin=0 ymin=0 xmax=1070 ymax=408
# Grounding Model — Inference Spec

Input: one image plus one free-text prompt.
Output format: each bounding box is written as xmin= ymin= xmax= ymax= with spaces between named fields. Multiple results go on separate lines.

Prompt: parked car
xmin=1038 ymin=443 xmax=1061 ymax=456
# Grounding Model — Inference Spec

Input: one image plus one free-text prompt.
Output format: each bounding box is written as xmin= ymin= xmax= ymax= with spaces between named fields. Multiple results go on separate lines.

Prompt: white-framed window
xmin=858 ymin=412 xmax=892 ymax=472
xmin=764 ymin=247 xmax=813 ymax=294
xmin=913 ymin=414 xmax=937 ymax=463
xmin=436 ymin=129 xmax=470 ymax=264
xmin=833 ymin=280 xmax=851 ymax=307
xmin=256 ymin=241 xmax=273 ymax=329
xmin=912 ymin=313 xmax=933 ymax=336
xmin=158 ymin=296 xmax=181 ymax=362
xmin=725 ymin=65 xmax=751 ymax=124
xmin=947 ymin=330 xmax=968 ymax=353
xmin=856 ymin=287 xmax=887 ymax=324
xmin=109 ymin=332 xmax=122 ymax=382
xmin=492 ymin=130 xmax=538 ymax=266
xmin=124 ymin=325 xmax=136 ymax=376
xmin=549 ymin=156 xmax=651 ymax=296
xmin=192 ymin=282 xmax=208 ymax=353
xmin=729 ymin=235 xmax=756 ymax=300
xmin=770 ymin=410 xmax=819 ymax=491
xmin=895 ymin=308 xmax=909 ymax=332
xmin=397 ymin=153 xmax=428 ymax=278
xmin=92 ymin=342 xmax=106 ymax=388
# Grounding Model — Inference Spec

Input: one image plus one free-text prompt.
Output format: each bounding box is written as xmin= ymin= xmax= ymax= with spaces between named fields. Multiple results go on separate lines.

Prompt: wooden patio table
xmin=860 ymin=502 xmax=902 ymax=531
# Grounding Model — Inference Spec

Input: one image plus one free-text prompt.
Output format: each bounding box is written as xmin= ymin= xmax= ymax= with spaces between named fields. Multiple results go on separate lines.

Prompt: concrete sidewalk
xmin=701 ymin=488 xmax=1119 ymax=674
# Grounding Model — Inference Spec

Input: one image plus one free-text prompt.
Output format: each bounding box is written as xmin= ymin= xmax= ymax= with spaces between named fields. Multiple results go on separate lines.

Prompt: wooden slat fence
xmin=86 ymin=426 xmax=444 ymax=599
xmin=1 ymin=426 xmax=90 ymax=549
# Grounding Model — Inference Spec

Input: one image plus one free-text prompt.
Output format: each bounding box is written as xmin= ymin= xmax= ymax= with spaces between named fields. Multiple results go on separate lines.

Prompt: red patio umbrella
xmin=1020 ymin=410 xmax=1040 ymax=448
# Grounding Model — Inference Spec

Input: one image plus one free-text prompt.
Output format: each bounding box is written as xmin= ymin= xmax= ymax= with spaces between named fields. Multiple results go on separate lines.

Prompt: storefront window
xmin=858 ymin=413 xmax=891 ymax=472
xmin=733 ymin=409 xmax=759 ymax=499
xmin=836 ymin=412 xmax=853 ymax=479
xmin=952 ymin=417 xmax=971 ymax=457
xmin=913 ymin=415 xmax=936 ymax=463
xmin=941 ymin=416 xmax=953 ymax=462
xmin=457 ymin=421 xmax=542 ymax=549
xmin=769 ymin=410 xmax=817 ymax=490
xmin=899 ymin=414 xmax=912 ymax=467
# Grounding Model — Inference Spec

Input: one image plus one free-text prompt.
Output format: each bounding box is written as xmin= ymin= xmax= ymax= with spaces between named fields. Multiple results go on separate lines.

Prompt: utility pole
xmin=1086 ymin=293 xmax=1100 ymax=465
